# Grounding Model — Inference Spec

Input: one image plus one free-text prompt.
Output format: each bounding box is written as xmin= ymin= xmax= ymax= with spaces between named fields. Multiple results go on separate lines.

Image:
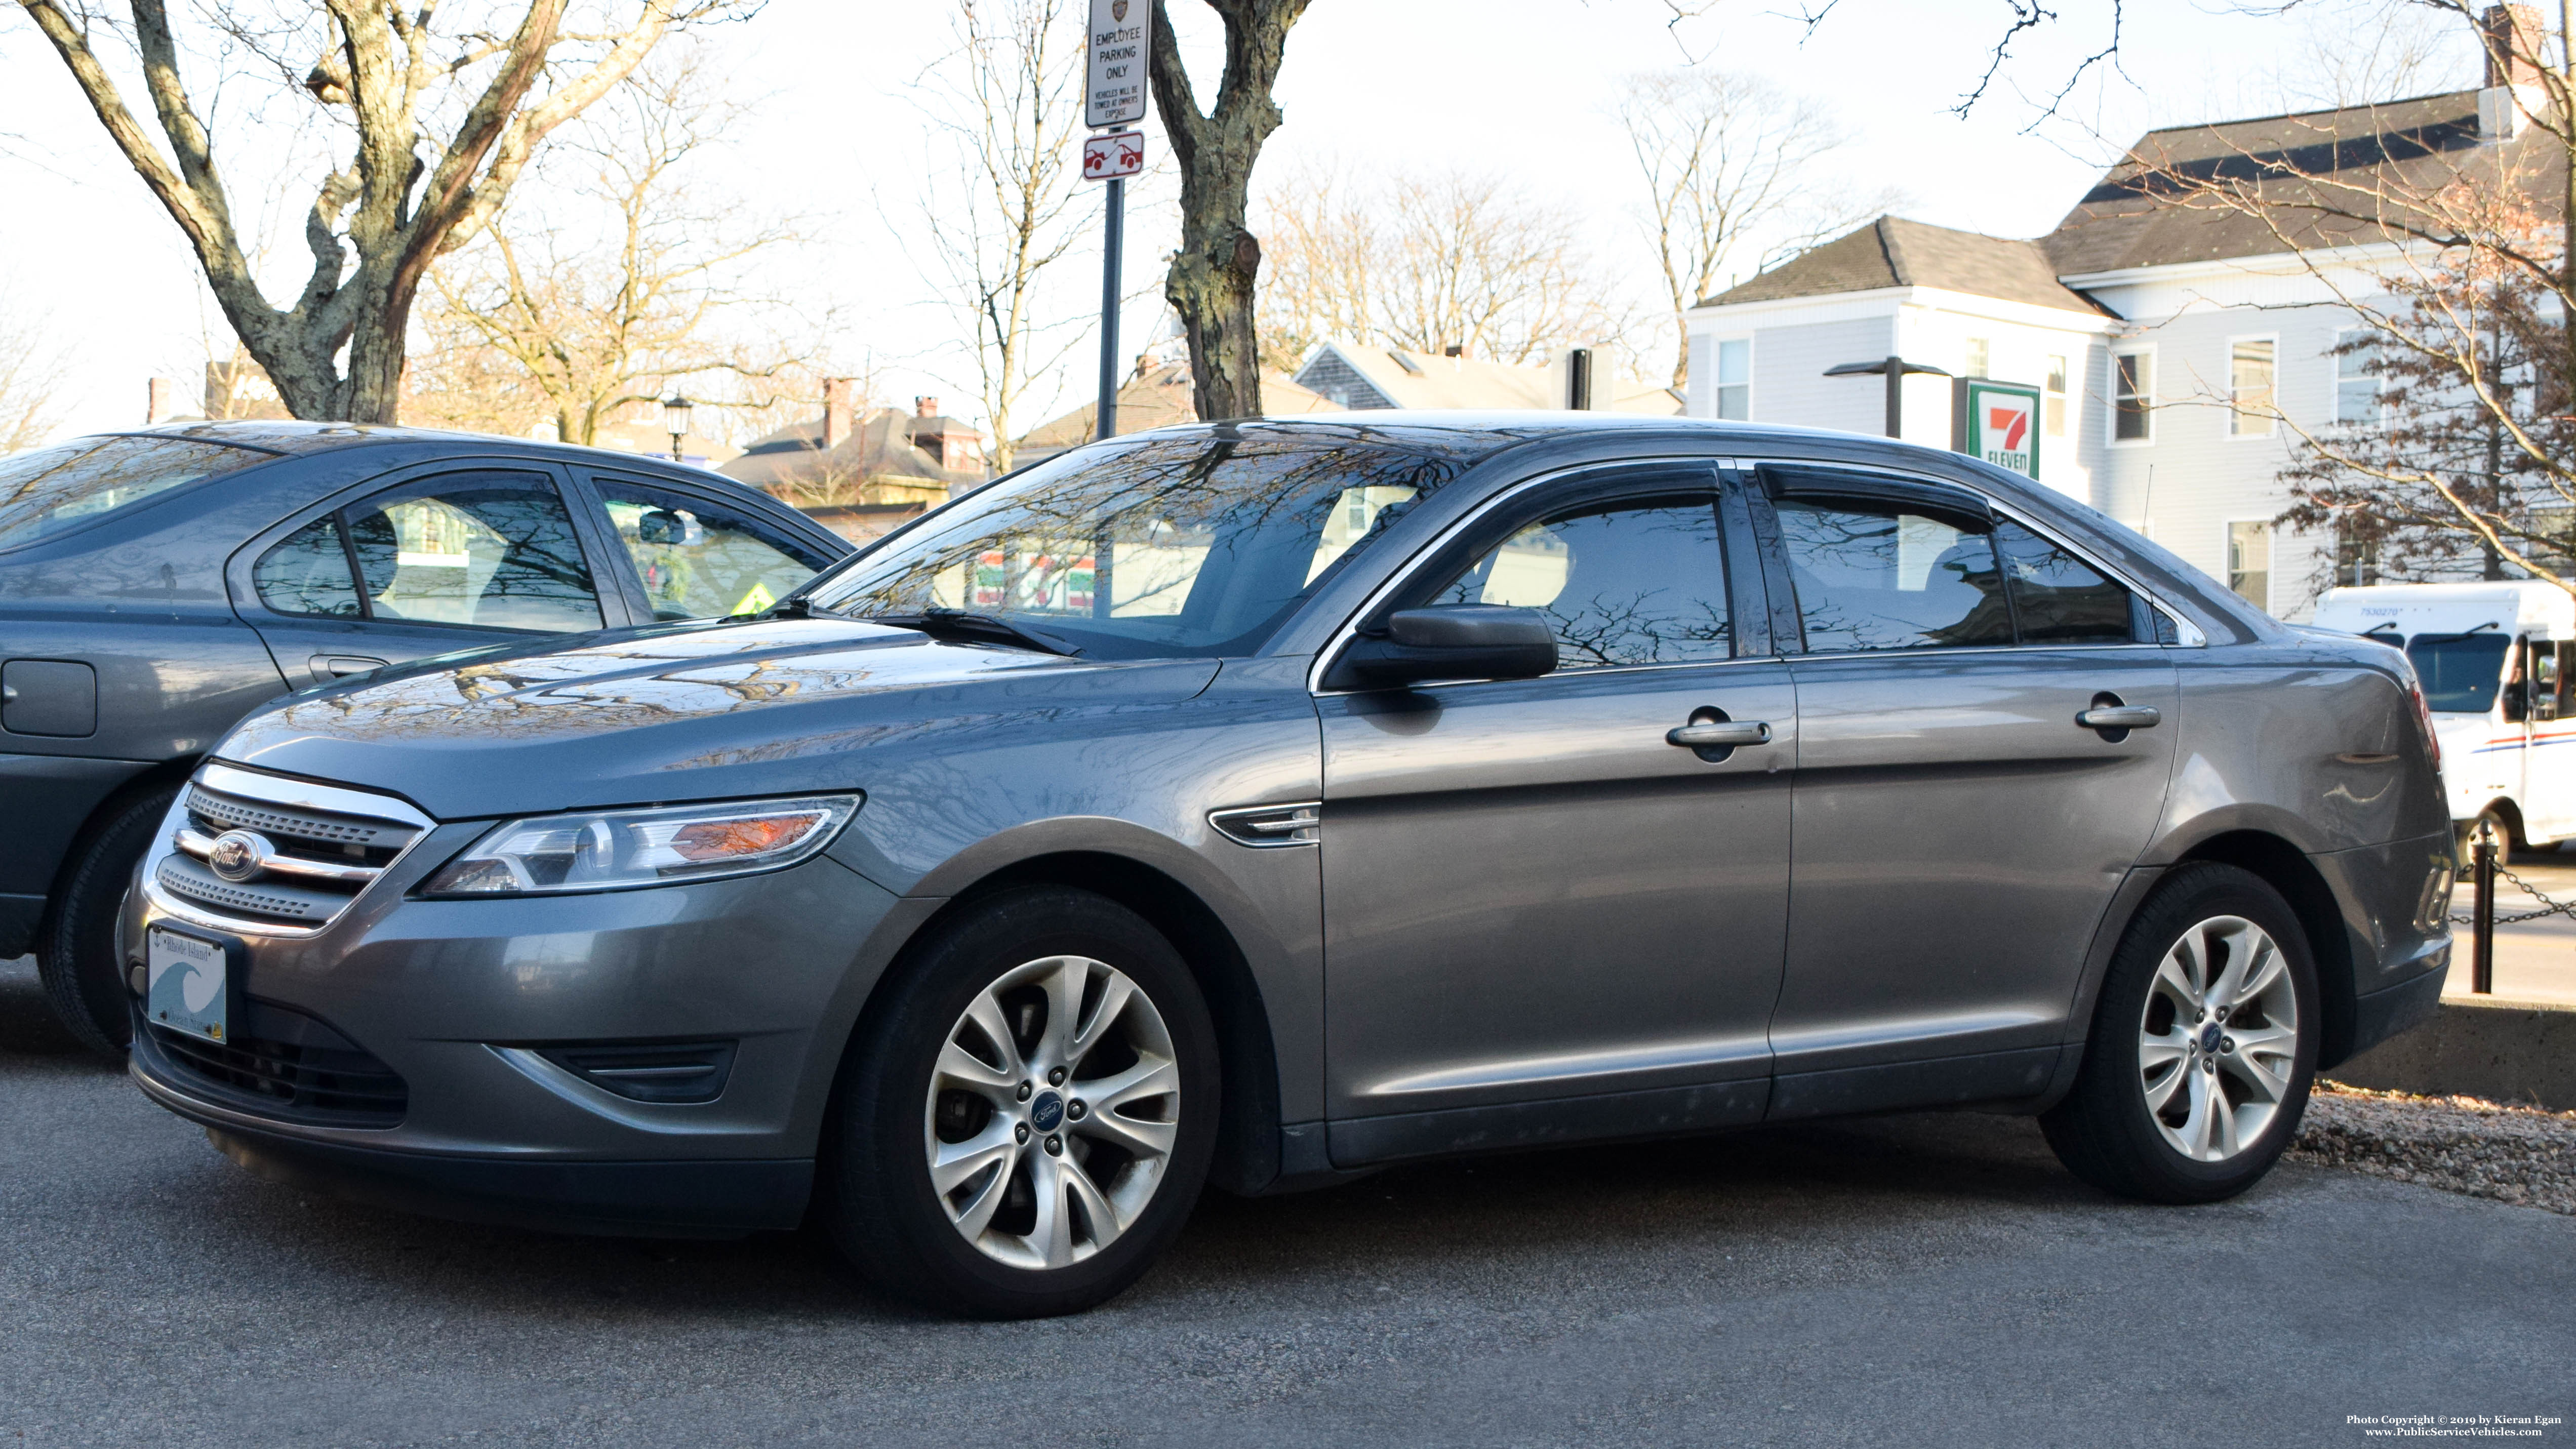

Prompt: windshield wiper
xmin=865 ymin=608 xmax=1083 ymax=657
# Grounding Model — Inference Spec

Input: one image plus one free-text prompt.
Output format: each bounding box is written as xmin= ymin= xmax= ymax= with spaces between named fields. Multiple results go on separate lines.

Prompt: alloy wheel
xmin=922 ymin=954 xmax=1180 ymax=1270
xmin=2136 ymin=914 xmax=2301 ymax=1162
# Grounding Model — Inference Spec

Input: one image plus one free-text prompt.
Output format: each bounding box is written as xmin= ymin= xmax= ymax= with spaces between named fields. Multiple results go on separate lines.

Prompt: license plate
xmin=146 ymin=927 xmax=230 ymax=1044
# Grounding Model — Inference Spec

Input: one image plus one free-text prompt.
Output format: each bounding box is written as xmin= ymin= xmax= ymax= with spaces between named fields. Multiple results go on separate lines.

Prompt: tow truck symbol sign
xmin=1082 ymin=131 xmax=1145 ymax=182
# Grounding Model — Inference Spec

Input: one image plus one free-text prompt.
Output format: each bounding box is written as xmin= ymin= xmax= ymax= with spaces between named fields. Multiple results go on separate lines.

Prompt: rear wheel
xmin=2041 ymin=863 xmax=2317 ymax=1203
xmin=822 ymin=886 xmax=1217 ymax=1318
xmin=36 ymin=785 xmax=176 ymax=1060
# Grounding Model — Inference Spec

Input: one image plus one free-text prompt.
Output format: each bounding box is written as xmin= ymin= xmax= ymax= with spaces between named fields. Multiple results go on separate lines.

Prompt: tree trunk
xmin=1149 ymin=0 xmax=1308 ymax=423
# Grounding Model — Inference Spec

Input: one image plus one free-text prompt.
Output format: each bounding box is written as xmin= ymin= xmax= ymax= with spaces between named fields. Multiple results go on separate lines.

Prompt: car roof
xmin=90 ymin=420 xmax=754 ymax=483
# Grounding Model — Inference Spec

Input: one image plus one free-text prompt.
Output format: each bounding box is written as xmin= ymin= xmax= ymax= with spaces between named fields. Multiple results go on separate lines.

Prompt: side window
xmin=1776 ymin=499 xmax=2011 ymax=653
xmin=254 ymin=515 xmax=362 ymax=618
xmin=1992 ymin=518 xmax=2135 ymax=643
xmin=1428 ymin=496 xmax=1730 ymax=669
xmin=594 ymin=478 xmax=831 ymax=621
xmin=342 ymin=473 xmax=601 ymax=632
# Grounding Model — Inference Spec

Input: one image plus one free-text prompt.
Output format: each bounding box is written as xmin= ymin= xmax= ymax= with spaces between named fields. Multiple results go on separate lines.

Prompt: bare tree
xmin=0 ymin=290 xmax=74 ymax=453
xmin=1149 ymin=0 xmax=1310 ymax=421
xmin=909 ymin=0 xmax=1090 ymax=473
xmin=412 ymin=57 xmax=803 ymax=446
xmin=1258 ymin=167 xmax=1636 ymax=369
xmin=1618 ymin=70 xmax=1886 ymax=388
xmin=15 ymin=0 xmax=752 ymax=424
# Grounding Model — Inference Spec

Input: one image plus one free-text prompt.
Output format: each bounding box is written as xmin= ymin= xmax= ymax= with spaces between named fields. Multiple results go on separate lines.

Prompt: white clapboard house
xmin=1685 ymin=43 xmax=2556 ymax=621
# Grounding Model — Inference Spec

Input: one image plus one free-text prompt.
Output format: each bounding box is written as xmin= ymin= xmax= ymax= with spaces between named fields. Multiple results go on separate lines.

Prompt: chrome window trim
xmin=1725 ymin=455 xmax=2209 ymax=650
xmin=1306 ymin=453 xmax=1737 ymax=698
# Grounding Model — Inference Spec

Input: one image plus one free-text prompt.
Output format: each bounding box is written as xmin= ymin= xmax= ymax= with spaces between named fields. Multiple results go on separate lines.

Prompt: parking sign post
xmin=1084 ymin=0 xmax=1150 ymax=443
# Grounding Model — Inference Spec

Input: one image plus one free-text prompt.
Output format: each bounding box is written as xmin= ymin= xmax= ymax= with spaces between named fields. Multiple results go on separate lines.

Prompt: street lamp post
xmin=1822 ymin=355 xmax=1951 ymax=438
xmin=662 ymin=393 xmax=695 ymax=462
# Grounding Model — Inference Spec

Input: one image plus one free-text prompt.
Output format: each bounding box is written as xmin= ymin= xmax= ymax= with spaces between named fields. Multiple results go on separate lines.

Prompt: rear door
xmin=1749 ymin=465 xmax=2180 ymax=1113
xmin=230 ymin=464 xmax=631 ymax=686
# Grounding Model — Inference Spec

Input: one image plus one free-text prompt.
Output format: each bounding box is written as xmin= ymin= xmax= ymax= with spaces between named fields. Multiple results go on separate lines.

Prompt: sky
xmin=0 ymin=0 xmax=2485 ymax=446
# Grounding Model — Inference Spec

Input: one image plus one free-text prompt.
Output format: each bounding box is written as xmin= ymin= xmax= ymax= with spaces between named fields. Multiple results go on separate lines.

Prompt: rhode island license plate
xmin=145 ymin=926 xmax=229 ymax=1044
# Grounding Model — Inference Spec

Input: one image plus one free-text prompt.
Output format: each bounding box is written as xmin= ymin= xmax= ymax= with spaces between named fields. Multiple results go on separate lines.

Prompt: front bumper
xmin=122 ymin=833 xmax=913 ymax=1236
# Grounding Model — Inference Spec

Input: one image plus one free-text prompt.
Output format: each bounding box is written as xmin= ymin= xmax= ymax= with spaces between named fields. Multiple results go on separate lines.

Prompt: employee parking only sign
xmin=1952 ymin=377 xmax=2042 ymax=480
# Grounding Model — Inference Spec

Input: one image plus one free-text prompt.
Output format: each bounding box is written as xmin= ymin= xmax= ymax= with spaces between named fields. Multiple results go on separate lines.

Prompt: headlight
xmin=420 ymin=794 xmax=860 ymax=896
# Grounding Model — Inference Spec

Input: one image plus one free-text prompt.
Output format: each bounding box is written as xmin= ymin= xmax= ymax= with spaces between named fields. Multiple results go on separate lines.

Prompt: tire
xmin=822 ymin=885 xmax=1219 ymax=1318
xmin=2041 ymin=862 xmax=2319 ymax=1204
xmin=36 ymin=784 xmax=178 ymax=1061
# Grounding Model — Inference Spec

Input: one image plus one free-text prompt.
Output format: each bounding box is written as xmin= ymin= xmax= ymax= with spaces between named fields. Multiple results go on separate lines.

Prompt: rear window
xmin=0 ymin=435 xmax=272 ymax=550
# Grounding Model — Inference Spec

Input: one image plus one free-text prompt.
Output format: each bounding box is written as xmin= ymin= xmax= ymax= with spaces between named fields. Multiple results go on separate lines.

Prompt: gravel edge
xmin=2291 ymin=1080 xmax=2576 ymax=1215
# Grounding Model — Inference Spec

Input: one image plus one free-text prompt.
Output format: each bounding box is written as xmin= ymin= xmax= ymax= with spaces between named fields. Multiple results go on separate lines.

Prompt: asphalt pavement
xmin=3 ymin=952 xmax=2570 ymax=1448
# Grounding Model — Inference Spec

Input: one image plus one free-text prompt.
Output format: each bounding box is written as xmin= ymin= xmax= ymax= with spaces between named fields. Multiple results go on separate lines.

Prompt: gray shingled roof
xmin=2043 ymin=89 xmax=2563 ymax=275
xmin=1702 ymin=217 xmax=2109 ymax=315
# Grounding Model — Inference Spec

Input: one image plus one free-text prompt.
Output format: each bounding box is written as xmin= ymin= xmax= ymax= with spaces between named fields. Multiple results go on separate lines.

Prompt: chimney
xmin=914 ymin=395 xmax=939 ymax=418
xmin=821 ymin=377 xmax=855 ymax=449
xmin=1135 ymin=353 xmax=1155 ymax=379
xmin=1443 ymin=344 xmax=1465 ymax=359
xmin=146 ymin=376 xmax=183 ymax=425
xmin=2483 ymin=4 xmax=2545 ymax=89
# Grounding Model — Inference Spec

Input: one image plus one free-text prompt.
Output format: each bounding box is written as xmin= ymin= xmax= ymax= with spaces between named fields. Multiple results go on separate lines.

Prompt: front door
xmin=1317 ymin=465 xmax=1795 ymax=1165
xmin=235 ymin=467 xmax=622 ymax=686
xmin=1751 ymin=466 xmax=2179 ymax=1113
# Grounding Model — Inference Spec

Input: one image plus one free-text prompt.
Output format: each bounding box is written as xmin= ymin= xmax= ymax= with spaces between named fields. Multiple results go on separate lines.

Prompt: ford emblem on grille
xmin=205 ymin=828 xmax=275 ymax=883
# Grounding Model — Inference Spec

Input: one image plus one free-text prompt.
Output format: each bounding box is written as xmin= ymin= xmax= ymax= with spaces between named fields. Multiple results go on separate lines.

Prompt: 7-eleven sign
xmin=1953 ymin=378 xmax=2042 ymax=479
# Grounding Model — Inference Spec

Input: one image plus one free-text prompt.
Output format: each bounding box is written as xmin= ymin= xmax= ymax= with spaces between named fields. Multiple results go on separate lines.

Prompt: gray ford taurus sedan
xmin=117 ymin=415 xmax=2454 ymax=1318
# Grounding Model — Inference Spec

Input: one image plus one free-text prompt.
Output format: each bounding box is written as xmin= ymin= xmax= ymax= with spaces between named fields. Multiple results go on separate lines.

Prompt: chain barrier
xmin=2448 ymin=859 xmax=2576 ymax=927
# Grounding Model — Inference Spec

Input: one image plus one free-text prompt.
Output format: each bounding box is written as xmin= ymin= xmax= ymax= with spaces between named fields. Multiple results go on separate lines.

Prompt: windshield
xmin=806 ymin=428 xmax=1492 ymax=659
xmin=2407 ymin=631 xmax=2513 ymax=713
xmin=0 ymin=434 xmax=274 ymax=550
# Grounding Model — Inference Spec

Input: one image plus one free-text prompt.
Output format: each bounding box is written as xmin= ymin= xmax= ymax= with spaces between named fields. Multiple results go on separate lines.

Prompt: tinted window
xmin=343 ymin=474 xmax=601 ymax=632
xmin=2407 ymin=632 xmax=2512 ymax=713
xmin=254 ymin=516 xmax=362 ymax=618
xmin=1993 ymin=518 xmax=2134 ymax=643
xmin=0 ymin=435 xmax=270 ymax=549
xmin=595 ymin=478 xmax=829 ymax=621
xmin=1430 ymin=498 xmax=1729 ymax=668
xmin=1778 ymin=500 xmax=2011 ymax=652
xmin=809 ymin=431 xmax=1483 ymax=660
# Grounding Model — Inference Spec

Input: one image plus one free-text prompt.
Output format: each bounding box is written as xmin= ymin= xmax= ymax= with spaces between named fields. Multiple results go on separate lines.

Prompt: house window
xmin=1963 ymin=337 xmax=1990 ymax=379
xmin=2230 ymin=338 xmax=2277 ymax=436
xmin=2113 ymin=349 xmax=2153 ymax=441
xmin=2335 ymin=522 xmax=2380 ymax=587
xmin=2229 ymin=520 xmax=2273 ymax=612
xmin=1715 ymin=338 xmax=1751 ymax=421
xmin=2335 ymin=328 xmax=2384 ymax=426
xmin=2044 ymin=353 xmax=2068 ymax=437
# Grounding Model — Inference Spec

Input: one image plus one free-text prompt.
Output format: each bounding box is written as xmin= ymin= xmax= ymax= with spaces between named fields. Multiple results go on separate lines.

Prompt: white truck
xmin=2312 ymin=581 xmax=2576 ymax=848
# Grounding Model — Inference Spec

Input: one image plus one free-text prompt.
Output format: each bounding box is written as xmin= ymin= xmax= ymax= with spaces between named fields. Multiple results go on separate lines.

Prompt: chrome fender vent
xmin=1208 ymin=801 xmax=1320 ymax=848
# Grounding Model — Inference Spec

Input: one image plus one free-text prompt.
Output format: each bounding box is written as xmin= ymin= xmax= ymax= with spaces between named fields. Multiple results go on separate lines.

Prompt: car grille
xmin=149 ymin=763 xmax=431 ymax=935
xmin=143 ymin=1004 xmax=408 ymax=1128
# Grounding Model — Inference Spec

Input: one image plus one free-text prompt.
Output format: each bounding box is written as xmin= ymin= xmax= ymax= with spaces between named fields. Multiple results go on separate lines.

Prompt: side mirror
xmin=1323 ymin=605 xmax=1559 ymax=691
xmin=2504 ymin=679 xmax=2530 ymax=722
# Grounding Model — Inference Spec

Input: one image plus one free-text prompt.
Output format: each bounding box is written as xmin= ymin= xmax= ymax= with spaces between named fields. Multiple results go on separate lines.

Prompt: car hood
xmin=215 ymin=617 xmax=1222 ymax=820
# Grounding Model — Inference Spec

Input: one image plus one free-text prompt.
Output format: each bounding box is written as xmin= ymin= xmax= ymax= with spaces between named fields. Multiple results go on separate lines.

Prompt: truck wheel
xmin=2041 ymin=862 xmax=2317 ymax=1204
xmin=36 ymin=785 xmax=177 ymax=1060
xmin=821 ymin=886 xmax=1219 ymax=1318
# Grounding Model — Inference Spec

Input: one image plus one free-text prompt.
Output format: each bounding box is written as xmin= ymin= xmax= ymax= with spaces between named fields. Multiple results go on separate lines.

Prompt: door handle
xmin=309 ymin=655 xmax=389 ymax=681
xmin=1667 ymin=720 xmax=1772 ymax=748
xmin=2075 ymin=704 xmax=2161 ymax=730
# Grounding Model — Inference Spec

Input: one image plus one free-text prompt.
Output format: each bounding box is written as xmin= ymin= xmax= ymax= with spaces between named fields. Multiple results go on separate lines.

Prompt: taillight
xmin=2410 ymin=678 xmax=2441 ymax=774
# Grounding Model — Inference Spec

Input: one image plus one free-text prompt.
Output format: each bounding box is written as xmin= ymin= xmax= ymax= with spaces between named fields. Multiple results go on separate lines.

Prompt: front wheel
xmin=822 ymin=886 xmax=1218 ymax=1318
xmin=2041 ymin=863 xmax=2318 ymax=1204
